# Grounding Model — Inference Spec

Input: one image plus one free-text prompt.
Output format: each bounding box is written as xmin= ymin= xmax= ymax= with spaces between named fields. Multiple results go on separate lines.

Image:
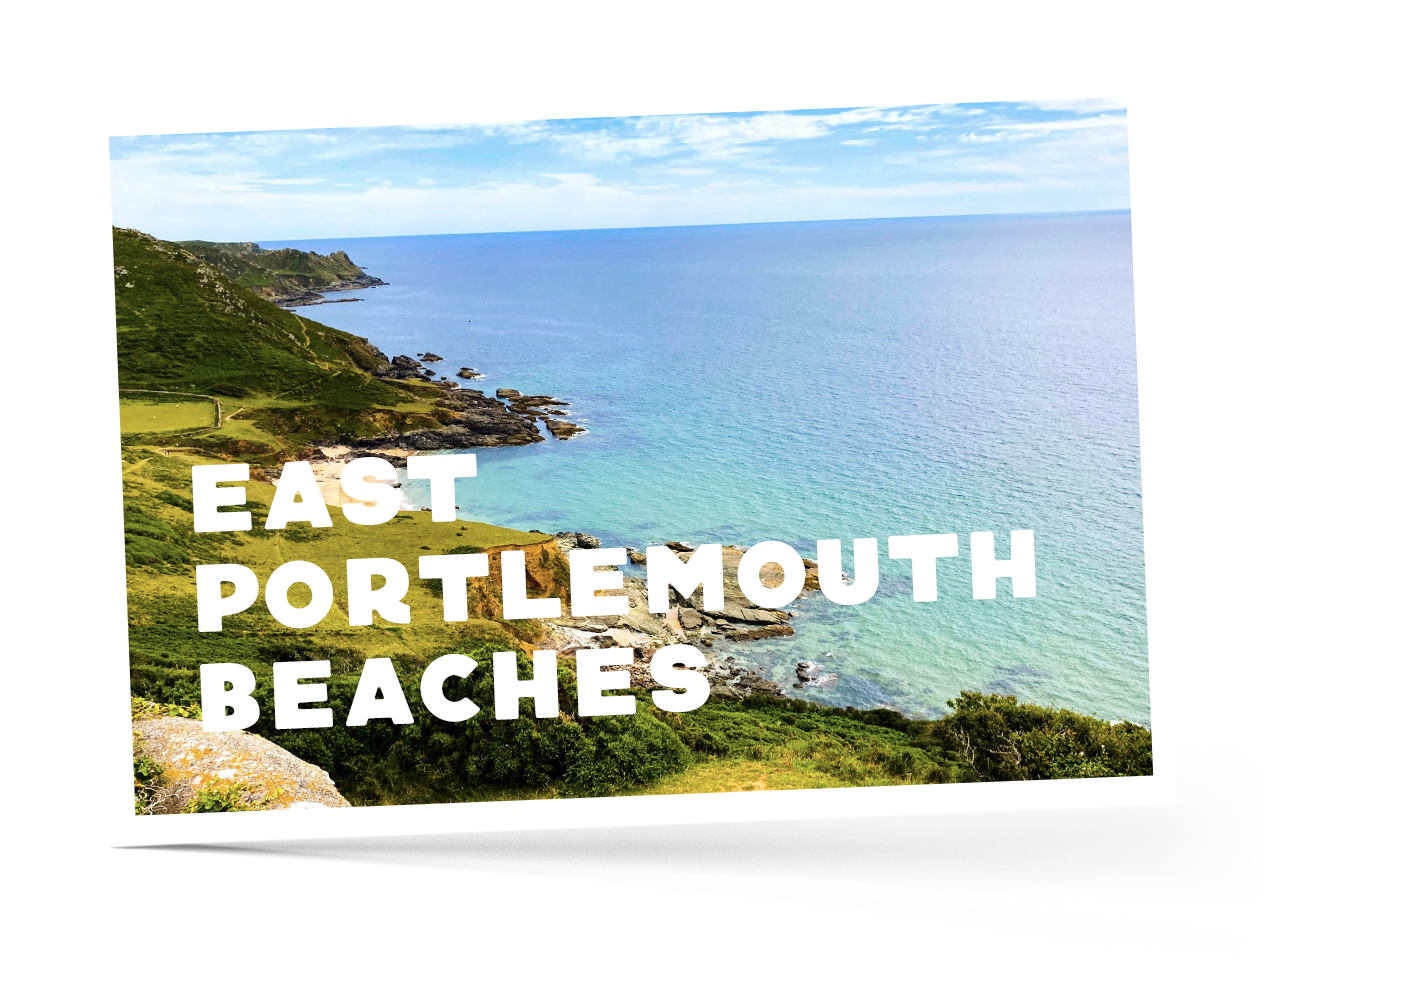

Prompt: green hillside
xmin=175 ymin=239 xmax=384 ymax=305
xmin=113 ymin=227 xmax=452 ymax=458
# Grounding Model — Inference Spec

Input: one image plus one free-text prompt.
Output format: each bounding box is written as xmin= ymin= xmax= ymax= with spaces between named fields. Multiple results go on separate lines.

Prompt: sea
xmin=272 ymin=211 xmax=1149 ymax=725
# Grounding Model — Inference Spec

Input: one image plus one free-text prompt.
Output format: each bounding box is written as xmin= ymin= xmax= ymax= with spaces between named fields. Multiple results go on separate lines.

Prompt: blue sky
xmin=109 ymin=99 xmax=1129 ymax=241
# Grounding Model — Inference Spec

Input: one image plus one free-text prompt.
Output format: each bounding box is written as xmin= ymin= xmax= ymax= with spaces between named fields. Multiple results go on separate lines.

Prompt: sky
xmin=109 ymin=98 xmax=1129 ymax=241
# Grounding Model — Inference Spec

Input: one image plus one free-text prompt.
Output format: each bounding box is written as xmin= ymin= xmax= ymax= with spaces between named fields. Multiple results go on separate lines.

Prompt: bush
xmin=133 ymin=753 xmax=164 ymax=814
xmin=185 ymin=781 xmax=256 ymax=813
xmin=280 ymin=521 xmax=329 ymax=542
xmin=153 ymin=490 xmax=195 ymax=513
xmin=927 ymin=692 xmax=1153 ymax=782
xmin=251 ymin=632 xmax=691 ymax=803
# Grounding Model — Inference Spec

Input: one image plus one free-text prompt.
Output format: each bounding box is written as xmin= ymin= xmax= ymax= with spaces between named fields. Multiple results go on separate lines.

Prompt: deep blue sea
xmin=274 ymin=212 xmax=1149 ymax=724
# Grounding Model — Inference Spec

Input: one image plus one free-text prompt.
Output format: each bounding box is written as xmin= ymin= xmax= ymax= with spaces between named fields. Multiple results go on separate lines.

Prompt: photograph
xmin=110 ymin=100 xmax=1153 ymax=815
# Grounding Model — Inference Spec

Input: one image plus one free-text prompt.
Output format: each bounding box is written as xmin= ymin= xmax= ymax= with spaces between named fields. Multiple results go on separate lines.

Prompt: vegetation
xmin=122 ymin=442 xmax=1152 ymax=803
xmin=119 ymin=398 xmax=217 ymax=433
xmin=114 ymin=227 xmax=454 ymax=460
xmin=185 ymin=781 xmax=258 ymax=813
xmin=174 ymin=239 xmax=379 ymax=304
xmin=123 ymin=445 xmax=1155 ymax=800
xmin=116 ymin=226 xmax=1152 ymax=811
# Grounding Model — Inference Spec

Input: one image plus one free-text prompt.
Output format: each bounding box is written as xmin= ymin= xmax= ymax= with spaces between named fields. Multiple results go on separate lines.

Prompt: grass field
xmin=121 ymin=447 xmax=555 ymax=670
xmin=119 ymin=399 xmax=217 ymax=433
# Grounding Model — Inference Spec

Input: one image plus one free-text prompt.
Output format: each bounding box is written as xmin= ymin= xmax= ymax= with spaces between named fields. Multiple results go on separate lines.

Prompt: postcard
xmin=109 ymin=100 xmax=1160 ymax=842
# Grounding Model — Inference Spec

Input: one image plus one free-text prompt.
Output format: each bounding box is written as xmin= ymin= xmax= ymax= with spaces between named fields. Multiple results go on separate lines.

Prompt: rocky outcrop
xmin=540 ymin=540 xmax=823 ymax=702
xmin=543 ymin=418 xmax=585 ymax=440
xmin=457 ymin=367 xmax=483 ymax=380
xmin=134 ymin=716 xmax=350 ymax=814
xmin=420 ymin=352 xmax=444 ymax=362
xmin=554 ymin=531 xmax=602 ymax=555
xmin=382 ymin=354 xmax=434 ymax=381
xmin=334 ymin=380 xmax=581 ymax=452
xmin=386 ymin=355 xmax=417 ymax=375
xmin=726 ymin=624 xmax=796 ymax=642
xmin=488 ymin=390 xmax=584 ymax=440
xmin=540 ymin=573 xmax=784 ymax=699
xmin=294 ymin=296 xmax=363 ymax=306
xmin=793 ymin=659 xmax=838 ymax=689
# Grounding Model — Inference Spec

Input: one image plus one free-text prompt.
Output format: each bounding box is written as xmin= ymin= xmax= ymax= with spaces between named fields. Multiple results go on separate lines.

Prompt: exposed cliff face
xmin=175 ymin=240 xmax=388 ymax=306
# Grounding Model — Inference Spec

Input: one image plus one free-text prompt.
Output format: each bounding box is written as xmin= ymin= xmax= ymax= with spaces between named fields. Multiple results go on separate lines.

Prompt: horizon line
xmin=164 ymin=207 xmax=1131 ymax=247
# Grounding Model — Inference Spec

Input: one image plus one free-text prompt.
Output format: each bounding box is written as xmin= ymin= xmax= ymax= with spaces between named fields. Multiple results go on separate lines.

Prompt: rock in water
xmin=543 ymin=418 xmax=585 ymax=440
xmin=421 ymin=352 xmax=444 ymax=362
xmin=133 ymin=716 xmax=351 ymax=813
xmin=726 ymin=624 xmax=796 ymax=642
xmin=553 ymin=531 xmax=602 ymax=554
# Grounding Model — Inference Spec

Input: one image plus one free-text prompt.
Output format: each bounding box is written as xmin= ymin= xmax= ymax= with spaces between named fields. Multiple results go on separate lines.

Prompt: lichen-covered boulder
xmin=134 ymin=717 xmax=351 ymax=814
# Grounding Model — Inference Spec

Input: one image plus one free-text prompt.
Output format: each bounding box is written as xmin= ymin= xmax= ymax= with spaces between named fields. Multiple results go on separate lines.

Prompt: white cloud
xmin=1018 ymin=97 xmax=1126 ymax=113
xmin=983 ymin=115 xmax=1125 ymax=132
xmin=108 ymin=102 xmax=1130 ymax=240
xmin=548 ymin=132 xmax=672 ymax=161
xmin=648 ymin=112 xmax=831 ymax=157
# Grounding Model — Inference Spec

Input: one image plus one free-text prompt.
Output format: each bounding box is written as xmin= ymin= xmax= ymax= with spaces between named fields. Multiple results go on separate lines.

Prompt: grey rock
xmin=133 ymin=716 xmax=351 ymax=814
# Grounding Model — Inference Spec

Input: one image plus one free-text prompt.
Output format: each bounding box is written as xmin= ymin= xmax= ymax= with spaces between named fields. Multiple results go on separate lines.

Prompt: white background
xmin=1 ymin=1 xmax=1400 ymax=985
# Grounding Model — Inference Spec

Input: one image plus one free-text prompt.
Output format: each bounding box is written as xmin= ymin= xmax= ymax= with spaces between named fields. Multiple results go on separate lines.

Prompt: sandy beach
xmin=310 ymin=445 xmax=415 ymax=507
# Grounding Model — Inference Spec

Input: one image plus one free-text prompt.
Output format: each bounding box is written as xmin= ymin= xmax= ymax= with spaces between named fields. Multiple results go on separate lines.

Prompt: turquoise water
xmin=275 ymin=212 xmax=1148 ymax=724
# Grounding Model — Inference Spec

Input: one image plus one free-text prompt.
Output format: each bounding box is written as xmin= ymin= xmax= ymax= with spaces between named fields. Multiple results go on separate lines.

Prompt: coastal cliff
xmin=114 ymin=227 xmax=583 ymax=458
xmin=175 ymin=239 xmax=388 ymax=307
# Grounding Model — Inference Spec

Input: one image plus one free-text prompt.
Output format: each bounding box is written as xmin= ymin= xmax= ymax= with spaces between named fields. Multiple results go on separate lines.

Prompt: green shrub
xmin=186 ymin=781 xmax=256 ymax=813
xmin=926 ymin=692 xmax=1153 ymax=782
xmin=280 ymin=521 xmax=329 ymax=542
xmin=133 ymin=753 xmax=165 ymax=814
xmin=154 ymin=490 xmax=195 ymax=513
xmin=250 ymin=632 xmax=690 ymax=803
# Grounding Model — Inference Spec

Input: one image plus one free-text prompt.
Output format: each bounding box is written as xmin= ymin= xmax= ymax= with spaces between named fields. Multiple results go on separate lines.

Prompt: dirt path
xmin=291 ymin=313 xmax=313 ymax=350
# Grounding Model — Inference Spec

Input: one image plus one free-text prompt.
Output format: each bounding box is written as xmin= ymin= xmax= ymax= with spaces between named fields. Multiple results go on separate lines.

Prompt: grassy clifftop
xmin=115 ymin=227 xmax=392 ymax=396
xmin=113 ymin=227 xmax=471 ymax=458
